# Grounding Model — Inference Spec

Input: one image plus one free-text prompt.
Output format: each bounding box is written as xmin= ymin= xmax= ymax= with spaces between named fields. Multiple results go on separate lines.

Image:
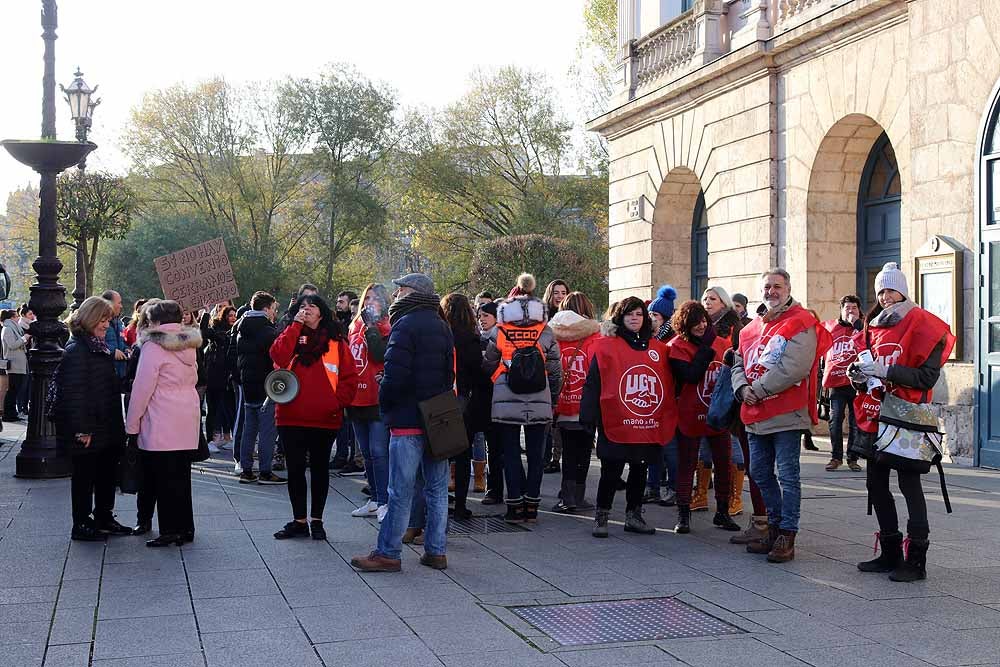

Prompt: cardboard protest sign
xmin=154 ymin=238 xmax=239 ymax=312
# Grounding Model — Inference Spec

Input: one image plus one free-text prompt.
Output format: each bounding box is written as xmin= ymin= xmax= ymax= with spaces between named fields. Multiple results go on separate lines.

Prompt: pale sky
xmin=0 ymin=0 xmax=589 ymax=215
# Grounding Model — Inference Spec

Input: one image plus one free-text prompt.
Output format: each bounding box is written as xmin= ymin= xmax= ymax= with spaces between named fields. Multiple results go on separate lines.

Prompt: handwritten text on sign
xmin=154 ymin=238 xmax=239 ymax=311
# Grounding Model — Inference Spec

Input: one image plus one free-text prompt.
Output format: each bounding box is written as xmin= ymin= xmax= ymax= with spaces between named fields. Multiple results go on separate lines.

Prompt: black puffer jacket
xmin=379 ymin=299 xmax=455 ymax=430
xmin=200 ymin=313 xmax=233 ymax=392
xmin=236 ymin=313 xmax=278 ymax=403
xmin=52 ymin=336 xmax=125 ymax=452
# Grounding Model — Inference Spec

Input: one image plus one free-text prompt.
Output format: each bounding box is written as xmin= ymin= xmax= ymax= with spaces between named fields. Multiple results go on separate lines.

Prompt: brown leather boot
xmin=730 ymin=514 xmax=768 ymax=545
xmin=350 ymin=551 xmax=402 ymax=572
xmin=767 ymin=530 xmax=797 ymax=563
xmin=747 ymin=522 xmax=780 ymax=554
xmin=472 ymin=461 xmax=487 ymax=492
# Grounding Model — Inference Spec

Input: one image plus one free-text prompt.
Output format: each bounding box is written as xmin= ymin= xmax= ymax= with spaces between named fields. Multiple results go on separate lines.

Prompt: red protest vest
xmin=491 ymin=322 xmax=546 ymax=384
xmin=852 ymin=307 xmax=956 ymax=433
xmin=593 ymin=336 xmax=677 ymax=445
xmin=348 ymin=318 xmax=390 ymax=407
xmin=668 ymin=335 xmax=731 ymax=437
xmin=821 ymin=320 xmax=859 ymax=389
xmin=738 ymin=304 xmax=830 ymax=426
xmin=555 ymin=333 xmax=600 ymax=417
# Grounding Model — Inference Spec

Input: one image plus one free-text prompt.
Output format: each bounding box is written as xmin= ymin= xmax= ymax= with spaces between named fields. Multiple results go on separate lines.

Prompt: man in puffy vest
xmin=732 ymin=268 xmax=830 ymax=564
xmin=821 ymin=294 xmax=863 ymax=472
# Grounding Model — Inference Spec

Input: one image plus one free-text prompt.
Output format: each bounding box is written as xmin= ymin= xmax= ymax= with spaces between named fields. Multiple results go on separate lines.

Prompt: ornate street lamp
xmin=1 ymin=0 xmax=96 ymax=478
xmin=61 ymin=68 xmax=101 ymax=310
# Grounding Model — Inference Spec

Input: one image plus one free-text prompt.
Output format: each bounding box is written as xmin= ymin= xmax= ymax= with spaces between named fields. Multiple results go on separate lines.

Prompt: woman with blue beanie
xmin=644 ymin=285 xmax=679 ymax=505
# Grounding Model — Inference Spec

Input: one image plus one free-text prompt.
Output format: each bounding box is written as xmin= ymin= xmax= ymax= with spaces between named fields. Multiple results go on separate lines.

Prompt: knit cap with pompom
xmin=648 ymin=284 xmax=677 ymax=319
xmin=507 ymin=273 xmax=537 ymax=298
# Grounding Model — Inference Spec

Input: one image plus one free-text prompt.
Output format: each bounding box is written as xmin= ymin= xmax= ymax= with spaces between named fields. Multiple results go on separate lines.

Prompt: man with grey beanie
xmin=352 ymin=273 xmax=455 ymax=572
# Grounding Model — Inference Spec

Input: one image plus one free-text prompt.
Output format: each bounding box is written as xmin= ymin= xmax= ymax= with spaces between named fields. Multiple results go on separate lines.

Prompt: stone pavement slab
xmin=3 ymin=424 xmax=1000 ymax=666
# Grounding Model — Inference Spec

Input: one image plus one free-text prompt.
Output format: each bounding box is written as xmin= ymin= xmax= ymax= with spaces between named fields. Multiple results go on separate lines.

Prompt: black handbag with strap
xmin=418 ymin=390 xmax=470 ymax=461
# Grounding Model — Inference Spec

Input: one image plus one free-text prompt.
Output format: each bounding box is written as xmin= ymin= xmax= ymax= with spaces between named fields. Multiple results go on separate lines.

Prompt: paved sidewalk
xmin=2 ymin=421 xmax=1000 ymax=667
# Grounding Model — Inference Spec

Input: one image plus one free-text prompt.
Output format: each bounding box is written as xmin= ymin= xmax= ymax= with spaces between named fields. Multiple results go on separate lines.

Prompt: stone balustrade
xmin=634 ymin=12 xmax=700 ymax=90
xmin=613 ymin=0 xmax=870 ymax=105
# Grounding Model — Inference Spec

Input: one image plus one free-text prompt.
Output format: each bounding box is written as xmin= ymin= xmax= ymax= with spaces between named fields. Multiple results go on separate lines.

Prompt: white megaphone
xmin=265 ymin=369 xmax=299 ymax=404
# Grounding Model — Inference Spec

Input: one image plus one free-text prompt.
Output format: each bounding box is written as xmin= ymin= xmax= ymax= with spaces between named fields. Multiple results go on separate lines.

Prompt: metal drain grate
xmin=512 ymin=597 xmax=742 ymax=646
xmin=448 ymin=515 xmax=528 ymax=535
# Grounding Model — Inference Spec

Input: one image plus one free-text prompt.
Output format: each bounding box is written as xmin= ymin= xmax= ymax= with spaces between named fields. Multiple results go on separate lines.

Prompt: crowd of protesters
xmin=1 ymin=258 xmax=953 ymax=585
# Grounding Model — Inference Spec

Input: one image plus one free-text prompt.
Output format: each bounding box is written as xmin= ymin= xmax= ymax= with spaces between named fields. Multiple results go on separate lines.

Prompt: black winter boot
xmin=890 ymin=538 xmax=929 ymax=582
xmin=674 ymin=504 xmax=691 ymax=534
xmin=857 ymin=531 xmax=904 ymax=573
xmin=504 ymin=501 xmax=526 ymax=524
xmin=713 ymin=502 xmax=740 ymax=532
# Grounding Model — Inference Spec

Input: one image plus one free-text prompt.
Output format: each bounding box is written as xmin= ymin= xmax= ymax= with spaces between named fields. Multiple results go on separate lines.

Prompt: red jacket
xmin=269 ymin=321 xmax=359 ymax=430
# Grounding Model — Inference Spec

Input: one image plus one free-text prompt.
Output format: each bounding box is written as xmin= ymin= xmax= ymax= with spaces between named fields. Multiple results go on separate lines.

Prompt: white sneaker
xmin=376 ymin=504 xmax=388 ymax=523
xmin=208 ymin=442 xmax=221 ymax=455
xmin=234 ymin=462 xmax=243 ymax=475
xmin=351 ymin=500 xmax=379 ymax=517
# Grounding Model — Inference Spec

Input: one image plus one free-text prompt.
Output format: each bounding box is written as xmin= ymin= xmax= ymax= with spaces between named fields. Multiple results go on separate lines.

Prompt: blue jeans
xmin=376 ymin=434 xmax=448 ymax=559
xmin=730 ymin=435 xmax=744 ymax=467
xmin=647 ymin=438 xmax=678 ymax=490
xmin=829 ymin=385 xmax=858 ymax=461
xmin=355 ymin=419 xmax=390 ymax=506
xmin=748 ymin=430 xmax=802 ymax=531
xmin=498 ymin=423 xmax=546 ymax=506
xmin=472 ymin=432 xmax=487 ymax=460
xmin=240 ymin=399 xmax=276 ymax=474
xmin=334 ymin=420 xmax=356 ymax=462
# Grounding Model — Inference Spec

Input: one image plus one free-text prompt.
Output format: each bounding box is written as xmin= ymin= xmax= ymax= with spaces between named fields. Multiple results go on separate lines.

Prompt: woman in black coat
xmin=53 ymin=296 xmax=131 ymax=541
xmin=201 ymin=306 xmax=237 ymax=448
xmin=444 ymin=293 xmax=487 ymax=520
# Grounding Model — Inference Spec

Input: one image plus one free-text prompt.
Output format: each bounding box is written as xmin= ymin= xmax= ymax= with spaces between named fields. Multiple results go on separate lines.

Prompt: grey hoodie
xmin=483 ymin=296 xmax=562 ymax=425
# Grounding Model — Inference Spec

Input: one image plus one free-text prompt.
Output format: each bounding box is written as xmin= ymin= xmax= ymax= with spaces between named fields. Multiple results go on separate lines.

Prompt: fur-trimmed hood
xmin=600 ymin=320 xmax=618 ymax=337
xmin=549 ymin=310 xmax=600 ymax=342
xmin=496 ymin=296 xmax=546 ymax=326
xmin=139 ymin=323 xmax=203 ymax=353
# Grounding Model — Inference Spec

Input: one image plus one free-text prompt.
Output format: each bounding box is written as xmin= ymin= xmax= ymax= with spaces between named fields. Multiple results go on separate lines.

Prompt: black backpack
xmin=499 ymin=326 xmax=547 ymax=394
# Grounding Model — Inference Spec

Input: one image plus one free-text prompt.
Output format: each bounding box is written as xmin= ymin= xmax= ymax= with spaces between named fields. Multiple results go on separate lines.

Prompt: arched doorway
xmin=691 ymin=191 xmax=708 ymax=298
xmin=978 ymin=85 xmax=1000 ymax=468
xmin=651 ymin=167 xmax=704 ymax=299
xmin=857 ymin=132 xmax=902 ymax=310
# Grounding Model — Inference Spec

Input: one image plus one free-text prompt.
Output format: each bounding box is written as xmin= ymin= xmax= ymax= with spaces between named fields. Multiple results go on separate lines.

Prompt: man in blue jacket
xmin=100 ymin=290 xmax=129 ymax=379
xmin=352 ymin=273 xmax=454 ymax=572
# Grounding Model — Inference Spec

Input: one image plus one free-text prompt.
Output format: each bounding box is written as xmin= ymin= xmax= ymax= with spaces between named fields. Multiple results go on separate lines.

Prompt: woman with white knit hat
xmin=850 ymin=262 xmax=955 ymax=583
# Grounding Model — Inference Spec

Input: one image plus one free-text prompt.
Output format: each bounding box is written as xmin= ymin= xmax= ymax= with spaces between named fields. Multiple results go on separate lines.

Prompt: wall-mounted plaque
xmin=626 ymin=198 xmax=645 ymax=221
xmin=913 ymin=235 xmax=964 ymax=360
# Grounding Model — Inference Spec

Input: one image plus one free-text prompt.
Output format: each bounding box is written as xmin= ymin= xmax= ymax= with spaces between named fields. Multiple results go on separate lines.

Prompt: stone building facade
xmin=588 ymin=0 xmax=1000 ymax=466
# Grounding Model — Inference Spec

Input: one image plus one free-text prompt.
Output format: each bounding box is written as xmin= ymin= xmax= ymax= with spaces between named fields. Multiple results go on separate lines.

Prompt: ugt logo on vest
xmin=830 ymin=335 xmax=856 ymax=365
xmin=563 ymin=349 xmax=588 ymax=394
xmin=697 ymin=360 xmax=723 ymax=408
xmin=618 ymin=365 xmax=663 ymax=417
xmin=350 ymin=339 xmax=368 ymax=375
xmin=874 ymin=342 xmax=902 ymax=368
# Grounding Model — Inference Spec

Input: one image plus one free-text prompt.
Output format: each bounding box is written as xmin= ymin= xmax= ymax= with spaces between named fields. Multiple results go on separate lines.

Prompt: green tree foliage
xmin=468 ymin=234 xmax=608 ymax=310
xmin=122 ymin=78 xmax=310 ymax=292
xmin=280 ymin=64 xmax=399 ymax=293
xmin=97 ymin=209 xmax=220 ymax=308
xmin=56 ymin=171 xmax=139 ymax=297
xmin=399 ymin=67 xmax=585 ymax=243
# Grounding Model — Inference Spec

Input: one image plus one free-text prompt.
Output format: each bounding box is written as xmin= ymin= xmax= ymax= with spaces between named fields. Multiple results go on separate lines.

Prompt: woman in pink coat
xmin=125 ymin=300 xmax=202 ymax=547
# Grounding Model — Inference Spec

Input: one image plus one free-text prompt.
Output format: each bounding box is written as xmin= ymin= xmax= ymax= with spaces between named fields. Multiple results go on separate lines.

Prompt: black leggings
xmin=867 ymin=459 xmax=929 ymax=539
xmin=596 ymin=459 xmax=647 ymax=512
xmin=560 ymin=427 xmax=593 ymax=485
xmin=279 ymin=426 xmax=336 ymax=521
